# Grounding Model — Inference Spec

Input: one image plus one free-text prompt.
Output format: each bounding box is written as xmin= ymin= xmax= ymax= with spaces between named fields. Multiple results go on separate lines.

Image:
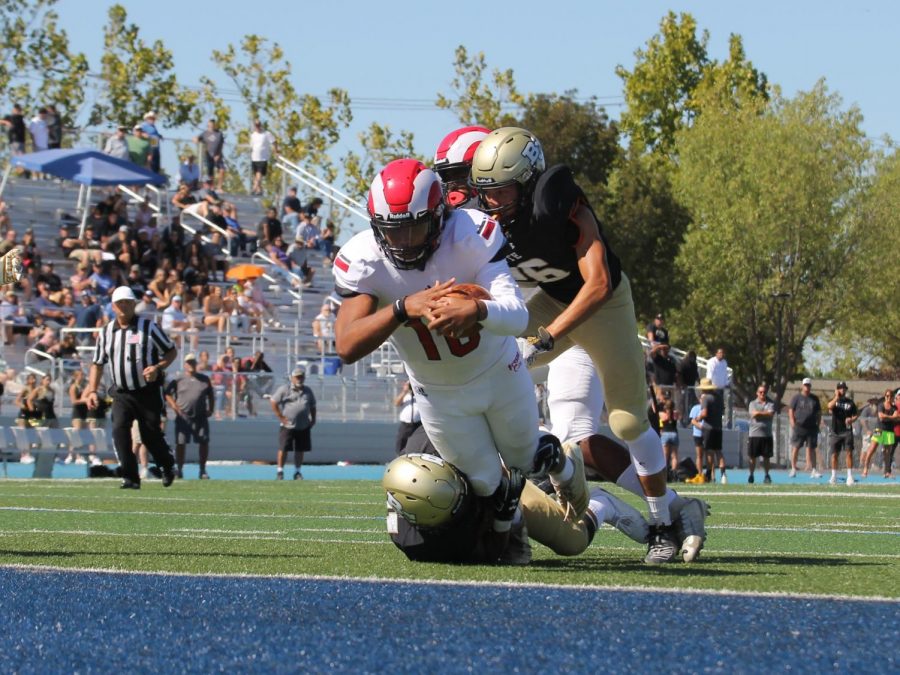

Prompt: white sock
xmin=831 ymin=469 xmax=837 ymax=479
xmin=615 ymin=464 xmax=644 ymax=499
xmin=625 ymin=427 xmax=667 ymax=476
xmin=588 ymin=492 xmax=613 ymax=524
xmin=846 ymin=468 xmax=852 ymax=477
xmin=277 ymin=467 xmax=284 ymax=474
xmin=646 ymin=496 xmax=672 ymax=526
xmin=550 ymin=456 xmax=574 ymax=484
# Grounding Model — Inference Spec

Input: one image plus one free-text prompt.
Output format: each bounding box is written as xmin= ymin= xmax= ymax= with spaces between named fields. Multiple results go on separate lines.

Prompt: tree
xmin=210 ymin=34 xmax=351 ymax=194
xmin=0 ymin=0 xmax=88 ymax=132
xmin=599 ymin=151 xmax=691 ymax=322
xmin=617 ymin=11 xmax=767 ymax=157
xmin=90 ymin=5 xmax=198 ymax=129
xmin=671 ymin=81 xmax=871 ymax=403
xmin=436 ymin=45 xmax=522 ymax=128
xmin=515 ymin=91 xmax=619 ymax=189
xmin=342 ymin=122 xmax=421 ymax=201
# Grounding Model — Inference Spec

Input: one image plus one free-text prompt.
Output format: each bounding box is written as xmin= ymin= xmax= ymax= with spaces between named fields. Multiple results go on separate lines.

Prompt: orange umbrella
xmin=226 ymin=264 xmax=266 ymax=281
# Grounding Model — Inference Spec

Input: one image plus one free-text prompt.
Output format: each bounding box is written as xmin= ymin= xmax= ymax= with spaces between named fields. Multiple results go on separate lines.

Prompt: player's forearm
xmin=86 ymin=364 xmax=103 ymax=393
xmin=335 ymin=306 xmax=399 ymax=364
xmin=545 ymin=281 xmax=608 ymax=341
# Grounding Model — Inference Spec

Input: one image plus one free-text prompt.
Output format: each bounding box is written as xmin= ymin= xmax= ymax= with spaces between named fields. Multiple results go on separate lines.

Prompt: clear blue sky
xmin=55 ymin=0 xmax=897 ymax=176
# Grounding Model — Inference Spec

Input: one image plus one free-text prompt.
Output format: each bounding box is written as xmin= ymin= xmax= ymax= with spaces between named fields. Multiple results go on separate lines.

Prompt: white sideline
xmin=0 ymin=562 xmax=897 ymax=604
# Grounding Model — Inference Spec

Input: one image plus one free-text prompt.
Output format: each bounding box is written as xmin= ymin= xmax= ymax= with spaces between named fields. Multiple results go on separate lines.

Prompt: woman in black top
xmin=15 ymin=373 xmax=38 ymax=427
xmin=659 ymin=397 xmax=680 ymax=480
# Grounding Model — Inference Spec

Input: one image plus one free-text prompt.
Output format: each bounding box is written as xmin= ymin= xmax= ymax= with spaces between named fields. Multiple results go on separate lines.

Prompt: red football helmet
xmin=432 ymin=126 xmax=490 ymax=206
xmin=368 ymin=159 xmax=445 ymax=270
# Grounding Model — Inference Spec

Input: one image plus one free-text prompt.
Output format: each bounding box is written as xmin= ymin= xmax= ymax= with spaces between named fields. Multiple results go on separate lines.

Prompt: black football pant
xmin=111 ymin=384 xmax=174 ymax=482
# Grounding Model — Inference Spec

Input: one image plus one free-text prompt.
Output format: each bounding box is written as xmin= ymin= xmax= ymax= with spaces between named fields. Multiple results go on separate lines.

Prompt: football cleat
xmin=644 ymin=524 xmax=679 ymax=565
xmin=763 ymin=474 xmax=772 ymax=484
xmin=671 ymin=497 xmax=710 ymax=563
xmin=828 ymin=475 xmax=837 ymax=485
xmin=788 ymin=468 xmax=797 ymax=478
xmin=588 ymin=487 xmax=649 ymax=544
xmin=550 ymin=442 xmax=589 ymax=521
xmin=846 ymin=475 xmax=855 ymax=486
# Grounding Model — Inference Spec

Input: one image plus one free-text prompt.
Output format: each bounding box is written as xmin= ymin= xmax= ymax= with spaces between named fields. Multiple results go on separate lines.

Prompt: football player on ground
xmin=334 ymin=159 xmax=590 ymax=541
xmin=546 ymin=346 xmax=709 ymax=562
xmin=383 ymin=433 xmax=648 ymax=565
xmin=470 ymin=128 xmax=678 ymax=564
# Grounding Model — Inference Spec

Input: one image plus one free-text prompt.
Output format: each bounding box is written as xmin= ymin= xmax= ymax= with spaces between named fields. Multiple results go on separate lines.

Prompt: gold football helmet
xmin=382 ymin=453 xmax=468 ymax=528
xmin=470 ymin=127 xmax=545 ymax=222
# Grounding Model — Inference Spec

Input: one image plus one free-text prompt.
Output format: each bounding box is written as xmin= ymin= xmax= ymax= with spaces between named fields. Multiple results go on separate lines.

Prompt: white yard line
xmin=0 ymin=562 xmax=896 ymax=603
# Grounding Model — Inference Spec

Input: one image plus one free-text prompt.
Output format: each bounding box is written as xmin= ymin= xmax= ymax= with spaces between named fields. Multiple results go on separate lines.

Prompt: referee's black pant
xmin=111 ymin=383 xmax=174 ymax=482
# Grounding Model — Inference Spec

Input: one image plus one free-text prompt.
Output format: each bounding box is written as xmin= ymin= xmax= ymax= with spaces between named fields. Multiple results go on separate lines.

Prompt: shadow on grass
xmin=0 ymin=550 xmax=316 ymax=560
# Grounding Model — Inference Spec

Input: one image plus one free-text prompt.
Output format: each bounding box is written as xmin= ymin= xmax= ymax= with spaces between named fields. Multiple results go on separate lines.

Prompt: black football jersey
xmin=502 ymin=165 xmax=622 ymax=303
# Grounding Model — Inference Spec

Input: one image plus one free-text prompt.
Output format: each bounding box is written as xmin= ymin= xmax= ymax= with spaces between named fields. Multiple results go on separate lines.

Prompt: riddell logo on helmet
xmin=386 ymin=212 xmax=412 ymax=221
xmin=475 ymin=176 xmax=493 ymax=184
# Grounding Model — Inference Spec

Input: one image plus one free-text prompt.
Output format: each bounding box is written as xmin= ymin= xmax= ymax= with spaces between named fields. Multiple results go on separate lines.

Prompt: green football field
xmin=0 ymin=479 xmax=896 ymax=599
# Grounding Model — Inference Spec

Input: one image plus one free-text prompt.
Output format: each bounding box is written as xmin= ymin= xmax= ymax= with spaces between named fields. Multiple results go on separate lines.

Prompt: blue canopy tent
xmin=0 ymin=148 xmax=166 ymax=236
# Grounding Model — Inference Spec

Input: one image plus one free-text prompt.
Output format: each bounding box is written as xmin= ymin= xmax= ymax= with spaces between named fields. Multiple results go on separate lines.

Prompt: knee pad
xmin=530 ymin=433 xmax=563 ymax=480
xmin=608 ymin=409 xmax=649 ymax=442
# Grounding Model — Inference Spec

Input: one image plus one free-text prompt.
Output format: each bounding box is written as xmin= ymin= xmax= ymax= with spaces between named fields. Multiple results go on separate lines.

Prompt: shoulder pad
xmin=532 ymin=165 xmax=584 ymax=226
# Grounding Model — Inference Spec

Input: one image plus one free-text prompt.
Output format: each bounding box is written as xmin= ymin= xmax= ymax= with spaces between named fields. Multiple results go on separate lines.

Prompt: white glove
xmin=521 ymin=326 xmax=555 ymax=368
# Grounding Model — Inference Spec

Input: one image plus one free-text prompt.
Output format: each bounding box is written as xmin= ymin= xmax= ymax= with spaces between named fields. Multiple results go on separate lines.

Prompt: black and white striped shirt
xmin=92 ymin=316 xmax=175 ymax=391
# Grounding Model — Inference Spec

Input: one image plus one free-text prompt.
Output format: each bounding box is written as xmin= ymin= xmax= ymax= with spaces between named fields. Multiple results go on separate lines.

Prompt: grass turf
xmin=0 ymin=479 xmax=896 ymax=598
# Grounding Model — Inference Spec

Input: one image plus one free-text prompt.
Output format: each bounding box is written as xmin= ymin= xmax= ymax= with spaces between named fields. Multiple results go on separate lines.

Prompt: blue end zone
xmin=0 ymin=568 xmax=896 ymax=673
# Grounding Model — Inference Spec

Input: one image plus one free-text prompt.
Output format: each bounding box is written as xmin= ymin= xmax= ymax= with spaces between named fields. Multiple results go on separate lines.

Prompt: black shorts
xmin=701 ymin=427 xmax=722 ymax=452
xmin=251 ymin=160 xmax=268 ymax=176
xmin=175 ymin=416 xmax=210 ymax=445
xmin=791 ymin=428 xmax=819 ymax=450
xmin=279 ymin=426 xmax=311 ymax=454
xmin=204 ymin=153 xmax=225 ymax=174
xmin=748 ymin=436 xmax=773 ymax=458
xmin=829 ymin=431 xmax=854 ymax=454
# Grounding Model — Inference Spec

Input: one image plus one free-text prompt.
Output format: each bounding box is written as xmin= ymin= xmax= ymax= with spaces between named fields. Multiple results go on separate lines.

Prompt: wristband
xmin=475 ymin=299 xmax=487 ymax=322
xmin=392 ymin=296 xmax=409 ymax=323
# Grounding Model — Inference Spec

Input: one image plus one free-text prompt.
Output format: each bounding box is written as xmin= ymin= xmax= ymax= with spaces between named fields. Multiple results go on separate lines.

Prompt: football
xmin=441 ymin=283 xmax=491 ymax=339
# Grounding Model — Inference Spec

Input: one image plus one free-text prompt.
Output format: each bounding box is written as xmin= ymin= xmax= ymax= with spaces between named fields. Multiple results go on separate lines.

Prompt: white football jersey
xmin=333 ymin=209 xmax=526 ymax=386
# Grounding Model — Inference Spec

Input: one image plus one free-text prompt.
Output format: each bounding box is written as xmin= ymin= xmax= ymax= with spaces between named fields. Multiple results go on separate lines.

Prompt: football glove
xmin=521 ymin=326 xmax=555 ymax=368
xmin=492 ymin=468 xmax=525 ymax=532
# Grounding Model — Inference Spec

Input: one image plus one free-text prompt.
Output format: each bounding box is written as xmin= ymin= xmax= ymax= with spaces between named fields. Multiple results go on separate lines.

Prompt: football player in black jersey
xmin=470 ymin=128 xmax=679 ymax=564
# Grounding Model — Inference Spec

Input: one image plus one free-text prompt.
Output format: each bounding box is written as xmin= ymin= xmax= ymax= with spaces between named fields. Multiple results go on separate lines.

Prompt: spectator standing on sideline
xmin=196 ymin=119 xmax=225 ymax=190
xmin=45 ymin=104 xmax=62 ymax=149
xmin=103 ymin=126 xmax=130 ymax=160
xmin=649 ymin=342 xmax=678 ymax=401
xmin=249 ymin=119 xmax=278 ymax=195
xmin=861 ymin=389 xmax=897 ymax=478
xmin=827 ymin=381 xmax=859 ymax=486
xmin=747 ymin=384 xmax=775 ymax=484
xmin=1 ymin=104 xmax=27 ymax=156
xmin=676 ymin=350 xmax=700 ymax=426
xmin=706 ymin=347 xmax=730 ymax=390
xmin=788 ymin=377 xmax=823 ymax=479
xmin=686 ymin=394 xmax=705 ymax=483
xmin=85 ymin=286 xmax=178 ymax=489
xmin=270 ymin=367 xmax=316 ymax=480
xmin=393 ymin=380 xmax=421 ymax=455
xmin=165 ymin=353 xmax=215 ymax=480
xmin=697 ymin=378 xmax=726 ymax=483
xmin=140 ymin=111 xmax=163 ymax=173
xmin=312 ymin=302 xmax=334 ymax=354
xmin=658 ymin=397 xmax=679 ymax=480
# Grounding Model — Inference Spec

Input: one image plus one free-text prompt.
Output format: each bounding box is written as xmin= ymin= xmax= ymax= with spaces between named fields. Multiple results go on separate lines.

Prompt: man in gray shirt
xmin=165 ymin=353 xmax=214 ymax=479
xmin=195 ymin=119 xmax=225 ymax=190
xmin=747 ymin=384 xmax=775 ymax=484
xmin=270 ymin=366 xmax=316 ymax=480
xmin=789 ymin=377 xmax=822 ymax=479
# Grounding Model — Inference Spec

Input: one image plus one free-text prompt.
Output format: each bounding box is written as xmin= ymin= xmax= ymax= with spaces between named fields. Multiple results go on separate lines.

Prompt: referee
xmin=85 ymin=286 xmax=178 ymax=489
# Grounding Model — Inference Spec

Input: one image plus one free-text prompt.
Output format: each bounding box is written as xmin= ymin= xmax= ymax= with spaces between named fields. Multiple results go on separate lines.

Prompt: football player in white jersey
xmin=547 ymin=346 xmax=710 ymax=562
xmin=333 ymin=159 xmax=590 ymax=537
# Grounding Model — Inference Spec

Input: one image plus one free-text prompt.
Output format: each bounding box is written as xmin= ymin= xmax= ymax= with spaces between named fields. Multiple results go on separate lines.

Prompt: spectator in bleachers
xmin=36 ymin=261 xmax=63 ymax=293
xmin=312 ymin=302 xmax=334 ymax=354
xmin=134 ymin=199 xmax=155 ymax=231
xmin=236 ymin=287 xmax=264 ymax=332
xmin=140 ymin=111 xmax=163 ymax=173
xmin=202 ymin=285 xmax=228 ymax=332
xmin=299 ymin=213 xmax=320 ymax=249
xmin=222 ymin=202 xmax=253 ymax=256
xmin=74 ymin=291 xmax=104 ymax=344
xmin=240 ymin=350 xmax=274 ymax=406
xmin=1 ymin=104 xmax=27 ymax=156
xmin=197 ymin=350 xmax=211 ymax=372
xmin=265 ymin=234 xmax=300 ymax=287
xmin=0 ymin=228 xmax=16 ymax=257
xmin=171 ymin=183 xmax=197 ymax=213
xmin=282 ymin=202 xmax=300 ymax=240
xmin=135 ymin=289 xmax=156 ymax=316
xmin=197 ymin=177 xmax=222 ymax=208
xmin=88 ymin=261 xmax=116 ymax=302
xmin=302 ymin=197 xmax=323 ymax=219
xmin=125 ymin=264 xmax=146 ymax=297
xmin=45 ymin=105 xmax=62 ymax=149
xmin=103 ymin=126 xmax=130 ymax=161
xmin=319 ymin=221 xmax=335 ymax=260
xmin=161 ymin=295 xmax=190 ymax=332
xmin=33 ymin=284 xmax=70 ymax=325
xmin=203 ymin=231 xmax=228 ymax=280
xmin=179 ymin=154 xmax=200 ymax=190
xmin=127 ymin=125 xmax=152 ymax=169
xmin=20 ymin=228 xmax=41 ymax=271
xmin=28 ymin=107 xmax=50 ymax=154
xmin=196 ymin=119 xmax=225 ymax=190
xmin=282 ymin=186 xmax=302 ymax=216
xmin=1 ymin=290 xmax=31 ymax=346
xmin=249 ymin=119 xmax=277 ymax=195
xmin=257 ymin=206 xmax=282 ymax=247
xmin=210 ymin=354 xmax=231 ymax=419
xmin=28 ymin=373 xmax=58 ymax=427
xmin=0 ymin=197 xmax=9 ymax=233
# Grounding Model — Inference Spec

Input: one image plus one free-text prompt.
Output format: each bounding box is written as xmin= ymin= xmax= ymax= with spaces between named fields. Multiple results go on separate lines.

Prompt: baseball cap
xmin=111 ymin=286 xmax=136 ymax=303
xmin=119 ymin=225 xmax=129 ymax=232
xmin=143 ymin=289 xmax=153 ymax=297
xmin=144 ymin=111 xmax=156 ymax=119
xmin=836 ymin=381 xmax=848 ymax=389
xmin=132 ymin=124 xmax=142 ymax=132
xmin=184 ymin=353 xmax=197 ymax=363
xmin=802 ymin=377 xmax=812 ymax=386
xmin=291 ymin=366 xmax=306 ymax=378
xmin=130 ymin=264 xmax=140 ymax=272
xmin=171 ymin=295 xmax=182 ymax=302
